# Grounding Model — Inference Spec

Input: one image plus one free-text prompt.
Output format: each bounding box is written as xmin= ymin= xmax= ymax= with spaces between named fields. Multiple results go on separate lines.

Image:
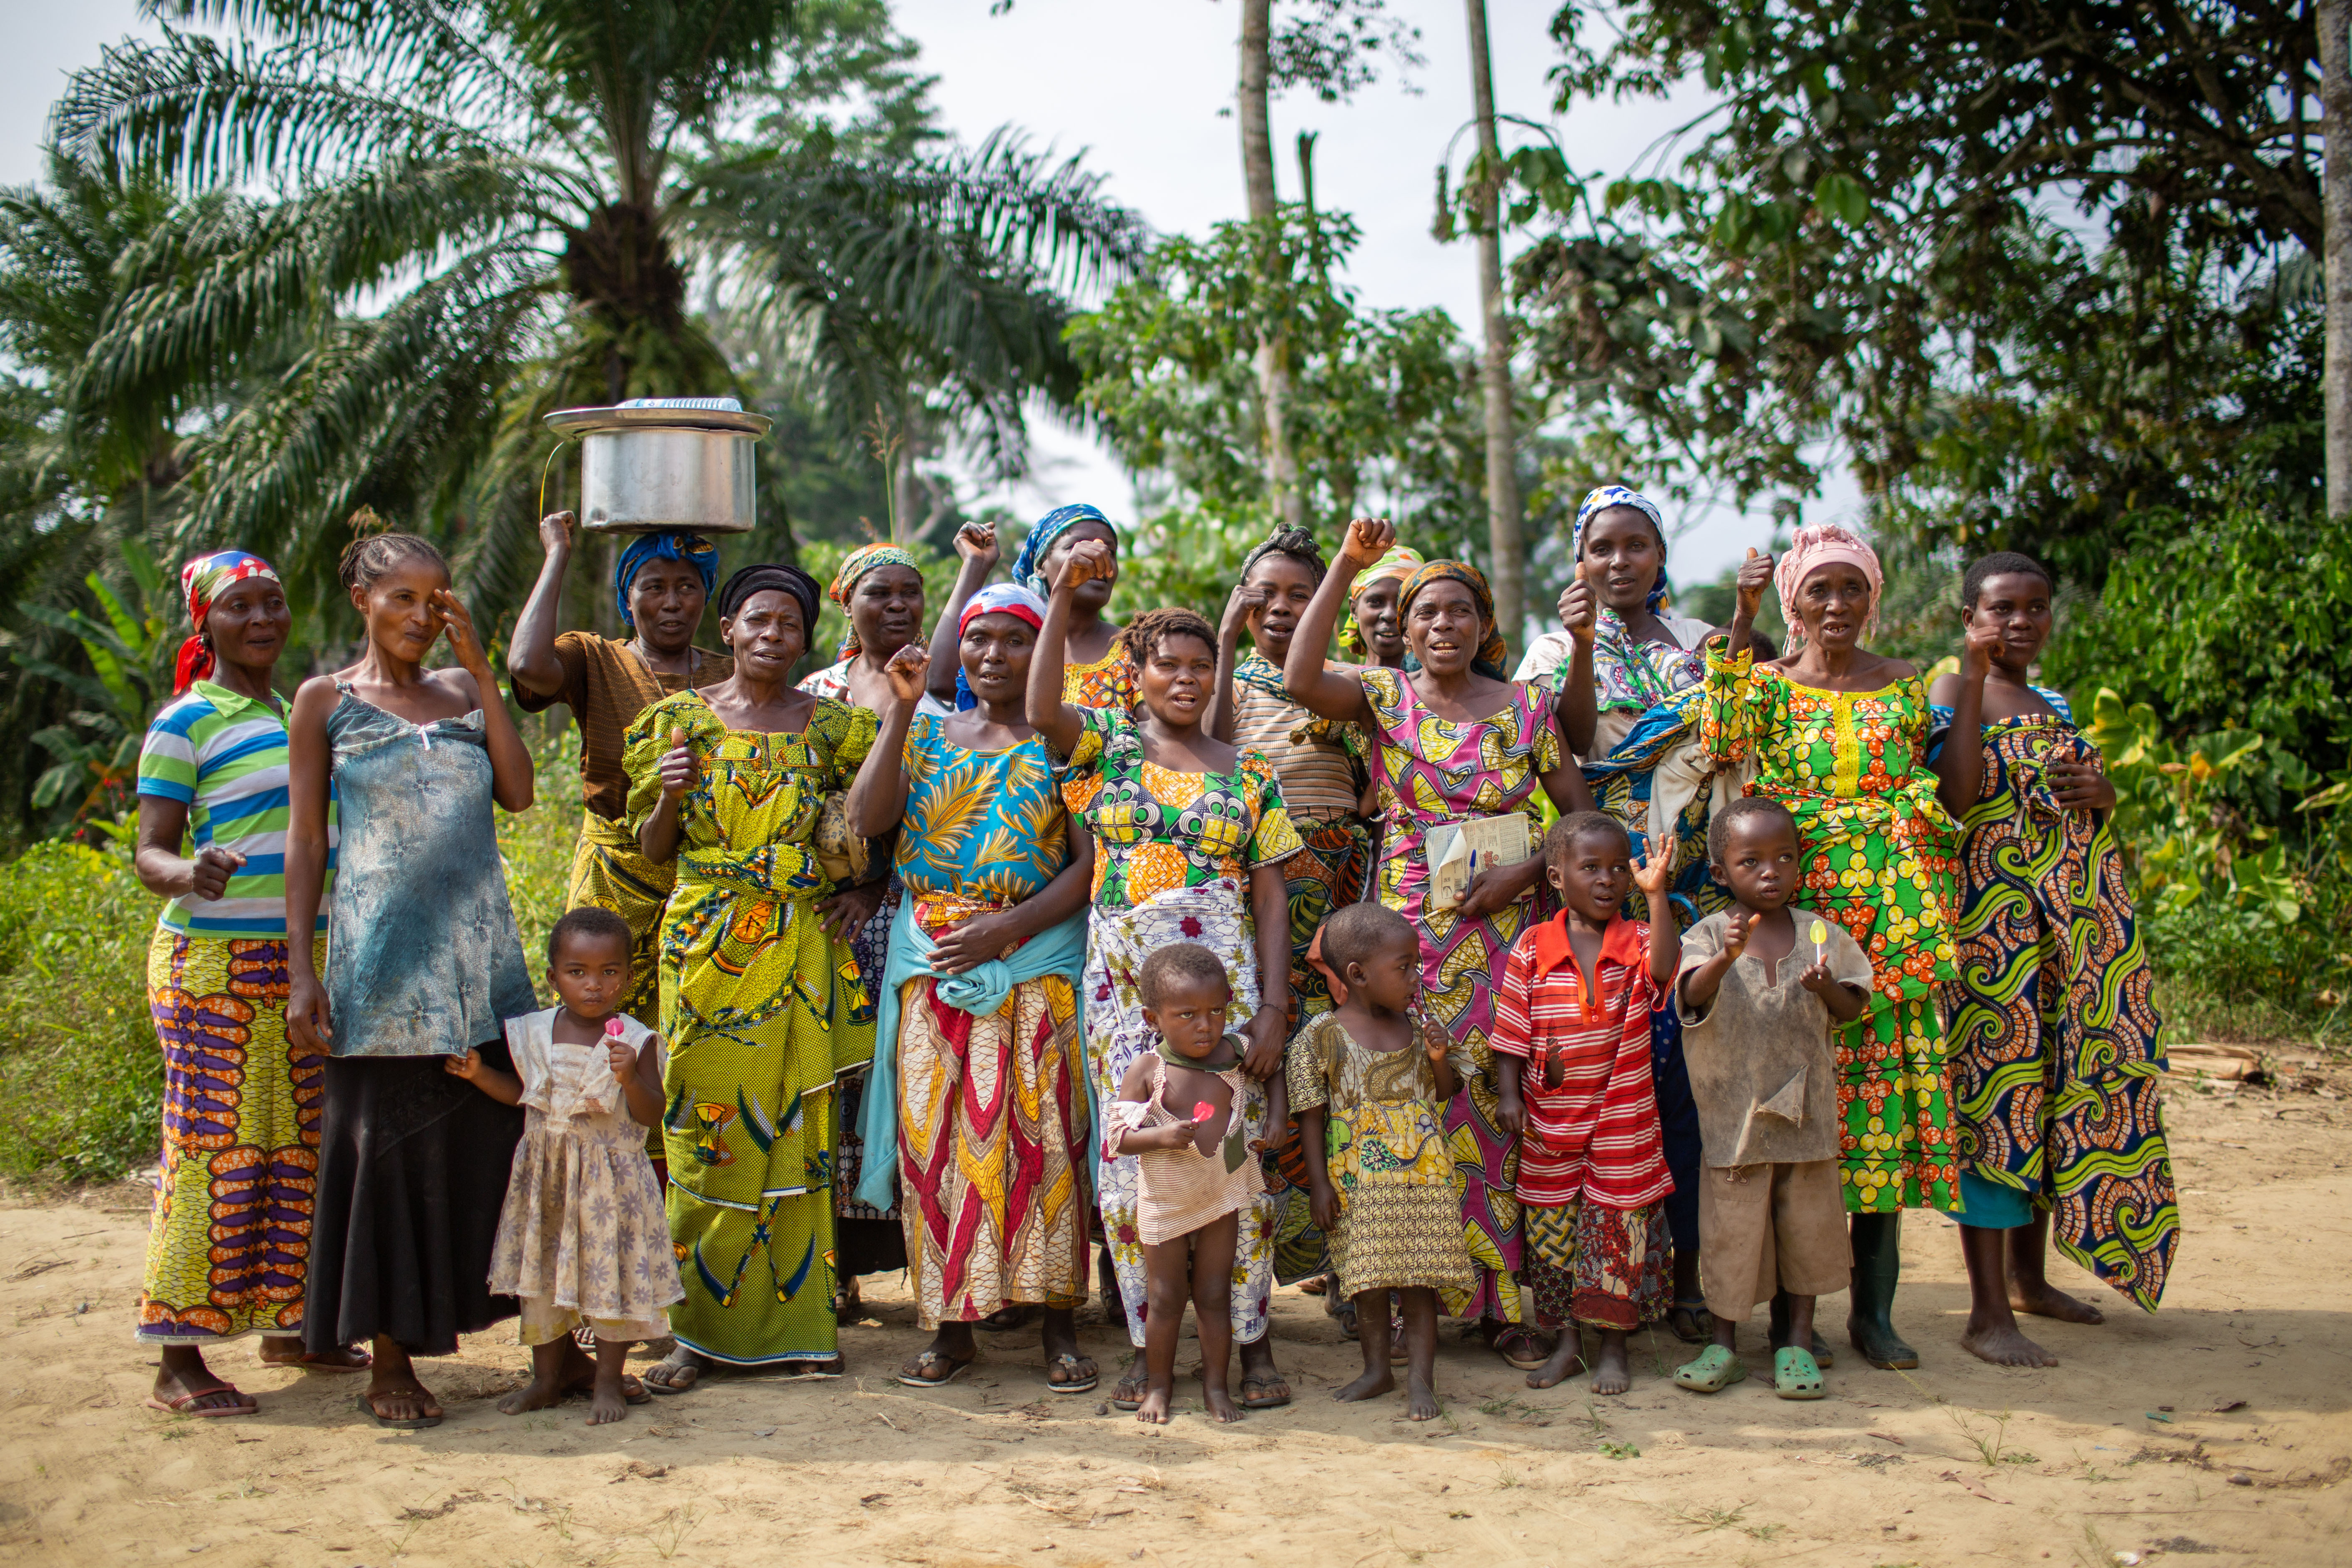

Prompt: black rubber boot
xmin=1767 ymin=1289 xmax=1835 ymax=1367
xmin=1846 ymin=1212 xmax=1920 ymax=1369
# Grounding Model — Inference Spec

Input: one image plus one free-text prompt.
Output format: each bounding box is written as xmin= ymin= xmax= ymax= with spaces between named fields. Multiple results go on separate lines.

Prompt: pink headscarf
xmin=1772 ymin=522 xmax=1884 ymax=647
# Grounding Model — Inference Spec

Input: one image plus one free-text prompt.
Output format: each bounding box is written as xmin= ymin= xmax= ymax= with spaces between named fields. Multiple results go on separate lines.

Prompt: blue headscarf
xmin=615 ymin=531 xmax=720 ymax=629
xmin=1009 ymin=503 xmax=1114 ymax=594
xmin=1573 ymin=484 xmax=1670 ymax=612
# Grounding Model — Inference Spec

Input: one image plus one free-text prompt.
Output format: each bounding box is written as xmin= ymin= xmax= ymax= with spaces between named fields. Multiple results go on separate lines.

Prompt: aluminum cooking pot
xmin=544 ymin=400 xmax=773 ymax=535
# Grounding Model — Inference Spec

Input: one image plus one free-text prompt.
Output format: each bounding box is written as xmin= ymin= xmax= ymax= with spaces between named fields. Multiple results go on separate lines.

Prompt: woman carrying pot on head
xmin=510 ymin=512 xmax=732 ymax=1032
xmin=1283 ymin=519 xmax=1598 ymax=1374
xmin=1700 ymin=524 xmax=1963 ymax=1370
xmin=284 ymin=527 xmax=542 ymax=1428
xmin=625 ymin=564 xmax=881 ymax=1390
xmin=132 ymin=551 xmax=372 ymax=1417
xmin=843 ymin=582 xmax=1100 ymax=1394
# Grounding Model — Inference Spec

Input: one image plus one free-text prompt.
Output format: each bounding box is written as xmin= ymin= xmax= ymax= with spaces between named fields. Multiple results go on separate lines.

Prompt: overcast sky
xmin=3 ymin=2 xmax=1850 ymax=585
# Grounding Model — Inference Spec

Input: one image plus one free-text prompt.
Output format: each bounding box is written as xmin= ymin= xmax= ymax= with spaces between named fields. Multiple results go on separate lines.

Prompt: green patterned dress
xmin=1933 ymin=692 xmax=2178 ymax=1310
xmin=1700 ymin=647 xmax=1962 ymax=1213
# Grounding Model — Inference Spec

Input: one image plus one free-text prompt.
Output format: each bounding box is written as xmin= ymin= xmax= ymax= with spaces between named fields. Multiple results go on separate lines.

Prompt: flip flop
xmin=1773 ymin=1346 xmax=1825 ymax=1400
xmin=1045 ymin=1352 xmax=1098 ymax=1395
xmin=1672 ymin=1345 xmax=1748 ymax=1394
xmin=1490 ymin=1325 xmax=1552 ymax=1372
xmin=642 ymin=1355 xmax=705 ymax=1396
xmin=1111 ymin=1364 xmax=1147 ymax=1411
xmin=1666 ymin=1298 xmax=1714 ymax=1345
xmin=1239 ymin=1371 xmax=1291 ymax=1410
xmin=355 ymin=1390 xmax=442 ymax=1430
xmin=145 ymin=1388 xmax=255 ymax=1418
xmin=259 ymin=1345 xmax=373 ymax=1374
xmin=979 ymin=1304 xmax=1037 ymax=1333
xmin=895 ymin=1349 xmax=975 ymax=1389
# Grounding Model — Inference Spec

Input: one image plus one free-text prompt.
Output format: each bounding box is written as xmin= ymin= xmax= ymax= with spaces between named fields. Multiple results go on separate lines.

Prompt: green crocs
xmin=1673 ymin=1344 xmax=1748 ymax=1394
xmin=1773 ymin=1346 xmax=1826 ymax=1400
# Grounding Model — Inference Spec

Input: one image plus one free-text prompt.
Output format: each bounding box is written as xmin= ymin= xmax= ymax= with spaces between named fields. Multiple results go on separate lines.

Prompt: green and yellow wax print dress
xmin=1700 ymin=647 xmax=1963 ymax=1214
xmin=623 ymin=689 xmax=879 ymax=1368
xmin=1931 ymin=689 xmax=2178 ymax=1310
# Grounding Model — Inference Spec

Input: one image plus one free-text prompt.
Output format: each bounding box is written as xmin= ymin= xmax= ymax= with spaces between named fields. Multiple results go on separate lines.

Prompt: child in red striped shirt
xmin=1494 ymin=811 xmax=1681 ymax=1394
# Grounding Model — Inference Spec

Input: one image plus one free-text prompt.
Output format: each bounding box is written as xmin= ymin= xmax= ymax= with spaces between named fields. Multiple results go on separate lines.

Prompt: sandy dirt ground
xmin=4 ymin=1057 xmax=2348 ymax=1568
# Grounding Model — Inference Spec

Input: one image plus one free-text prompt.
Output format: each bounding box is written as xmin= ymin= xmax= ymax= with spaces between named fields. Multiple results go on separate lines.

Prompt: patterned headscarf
xmin=1772 ymin=522 xmax=1884 ymax=648
xmin=1339 ymin=543 xmax=1426 ymax=656
xmin=1573 ymin=484 xmax=1670 ymax=612
xmin=953 ymin=582 xmax=1049 ymax=711
xmin=615 ymin=531 xmax=720 ymax=631
xmin=175 ymin=550 xmax=281 ymax=693
xmin=1399 ymin=560 xmax=1509 ymax=679
xmin=827 ymin=542 xmax=921 ymax=659
xmin=1009 ymin=502 xmax=1115 ymax=594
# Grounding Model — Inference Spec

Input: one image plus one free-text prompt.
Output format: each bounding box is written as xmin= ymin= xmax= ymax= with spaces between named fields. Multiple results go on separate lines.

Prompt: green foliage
xmin=502 ymin=725 xmax=587 ymax=1008
xmin=1526 ymin=0 xmax=2322 ymax=573
xmin=42 ymin=0 xmax=1145 ymax=630
xmin=9 ymin=541 xmax=178 ymax=837
xmin=0 ymin=842 xmax=161 ymax=1183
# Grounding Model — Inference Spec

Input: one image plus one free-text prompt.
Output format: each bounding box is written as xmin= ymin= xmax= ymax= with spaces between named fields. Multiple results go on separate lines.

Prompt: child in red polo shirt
xmin=1494 ymin=811 xmax=1680 ymax=1395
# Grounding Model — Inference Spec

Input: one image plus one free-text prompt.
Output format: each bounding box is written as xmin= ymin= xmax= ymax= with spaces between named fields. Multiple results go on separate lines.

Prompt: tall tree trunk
xmin=1240 ymin=0 xmax=1305 ymax=532
xmin=1463 ymin=0 xmax=1525 ymax=637
xmin=2323 ymin=0 xmax=2352 ymax=518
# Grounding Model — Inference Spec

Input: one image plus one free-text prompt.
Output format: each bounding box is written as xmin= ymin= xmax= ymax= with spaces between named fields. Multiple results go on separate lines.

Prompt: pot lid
xmin=545 ymin=399 xmax=773 ymax=438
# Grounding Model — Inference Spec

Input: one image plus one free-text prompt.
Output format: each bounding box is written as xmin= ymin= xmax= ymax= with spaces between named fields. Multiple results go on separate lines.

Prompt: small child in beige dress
xmin=1102 ymin=943 xmax=1282 ymax=1426
xmin=449 ymin=908 xmax=681 ymax=1424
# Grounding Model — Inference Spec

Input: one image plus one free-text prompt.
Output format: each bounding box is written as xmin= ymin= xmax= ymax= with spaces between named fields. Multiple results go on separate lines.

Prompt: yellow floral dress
xmin=1056 ymin=703 xmax=1302 ymax=1350
xmin=1699 ymin=647 xmax=1962 ymax=1213
xmin=622 ymin=689 xmax=879 ymax=1367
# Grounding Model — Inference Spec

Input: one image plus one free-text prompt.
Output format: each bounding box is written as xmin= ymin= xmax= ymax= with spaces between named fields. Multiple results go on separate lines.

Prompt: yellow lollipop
xmin=1807 ymin=917 xmax=1828 ymax=966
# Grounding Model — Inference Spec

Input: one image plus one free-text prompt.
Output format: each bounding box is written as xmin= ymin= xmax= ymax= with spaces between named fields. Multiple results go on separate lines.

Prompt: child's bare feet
xmin=1332 ymin=1365 xmax=1396 ymax=1403
xmin=1403 ymin=1368 xmax=1442 ymax=1421
xmin=585 ymin=1377 xmax=630 ymax=1425
xmin=1201 ymin=1375 xmax=1243 ymax=1424
xmin=1135 ymin=1382 xmax=1174 ymax=1425
xmin=2010 ymin=1279 xmax=2103 ymax=1325
xmin=1960 ymin=1318 xmax=2060 ymax=1367
xmin=1588 ymin=1332 xmax=1633 ymax=1395
xmin=1524 ymin=1333 xmax=1586 ymax=1390
xmin=498 ymin=1369 xmax=567 ymax=1415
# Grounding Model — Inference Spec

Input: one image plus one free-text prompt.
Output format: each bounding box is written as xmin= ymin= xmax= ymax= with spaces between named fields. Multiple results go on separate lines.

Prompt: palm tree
xmin=55 ymin=0 xmax=1146 ymax=613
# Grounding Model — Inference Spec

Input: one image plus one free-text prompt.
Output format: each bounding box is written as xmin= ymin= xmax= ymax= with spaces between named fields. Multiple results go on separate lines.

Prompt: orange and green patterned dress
xmin=1700 ymin=647 xmax=1962 ymax=1213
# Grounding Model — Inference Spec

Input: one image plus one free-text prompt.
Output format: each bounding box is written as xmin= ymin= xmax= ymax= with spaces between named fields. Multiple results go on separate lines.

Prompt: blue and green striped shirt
xmin=137 ymin=682 xmax=337 ymax=937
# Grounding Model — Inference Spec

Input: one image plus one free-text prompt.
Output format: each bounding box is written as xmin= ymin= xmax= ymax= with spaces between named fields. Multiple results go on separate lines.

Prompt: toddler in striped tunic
xmin=1492 ymin=812 xmax=1682 ymax=1395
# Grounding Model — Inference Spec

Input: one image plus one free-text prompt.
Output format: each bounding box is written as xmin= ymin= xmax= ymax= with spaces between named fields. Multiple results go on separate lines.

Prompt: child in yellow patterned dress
xmin=448 ymin=908 xmax=680 ymax=1425
xmin=1293 ymin=903 xmax=1474 ymax=1421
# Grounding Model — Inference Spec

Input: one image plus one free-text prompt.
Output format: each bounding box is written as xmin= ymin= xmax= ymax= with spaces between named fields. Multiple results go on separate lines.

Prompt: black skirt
xmin=303 ymin=1042 xmax=525 ymax=1356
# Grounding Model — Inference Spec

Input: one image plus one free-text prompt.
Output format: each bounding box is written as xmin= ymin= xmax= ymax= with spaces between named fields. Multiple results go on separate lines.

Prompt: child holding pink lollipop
xmin=451 ymin=907 xmax=680 ymax=1424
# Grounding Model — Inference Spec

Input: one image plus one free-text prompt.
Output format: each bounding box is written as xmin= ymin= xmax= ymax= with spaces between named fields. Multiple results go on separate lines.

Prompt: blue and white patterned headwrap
xmin=1009 ymin=502 xmax=1115 ymax=594
xmin=615 ymin=531 xmax=720 ymax=629
xmin=1572 ymin=484 xmax=1670 ymax=612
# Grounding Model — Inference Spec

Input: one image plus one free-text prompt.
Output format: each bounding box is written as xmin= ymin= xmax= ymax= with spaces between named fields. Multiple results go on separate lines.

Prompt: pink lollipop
xmin=1191 ymin=1100 xmax=1217 ymax=1124
xmin=605 ymin=1017 xmax=627 ymax=1036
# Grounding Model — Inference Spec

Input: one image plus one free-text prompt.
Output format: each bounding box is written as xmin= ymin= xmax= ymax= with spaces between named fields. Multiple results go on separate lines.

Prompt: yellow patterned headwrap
xmin=1399 ymin=559 xmax=1509 ymax=677
xmin=828 ymin=542 xmax=920 ymax=659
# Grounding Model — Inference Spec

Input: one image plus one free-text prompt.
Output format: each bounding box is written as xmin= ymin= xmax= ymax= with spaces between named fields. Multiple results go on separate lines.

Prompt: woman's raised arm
xmin=1023 ymin=542 xmax=1107 ymax=757
xmin=1282 ymin=517 xmax=1391 ymax=724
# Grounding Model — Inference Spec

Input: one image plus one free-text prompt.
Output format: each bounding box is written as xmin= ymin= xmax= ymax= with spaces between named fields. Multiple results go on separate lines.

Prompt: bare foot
xmin=1332 ymin=1366 xmax=1396 ymax=1403
xmin=585 ymin=1378 xmax=630 ymax=1425
xmin=1135 ymin=1382 xmax=1173 ymax=1425
xmin=1589 ymin=1336 xmax=1632 ymax=1396
xmin=1960 ymin=1321 xmax=2060 ymax=1368
xmin=1524 ymin=1335 xmax=1585 ymax=1390
xmin=2011 ymin=1279 xmax=2104 ymax=1325
xmin=362 ymin=1377 xmax=443 ymax=1424
xmin=1404 ymin=1369 xmax=1441 ymax=1422
xmin=1202 ymin=1377 xmax=1243 ymax=1424
xmin=498 ymin=1372 xmax=567 ymax=1416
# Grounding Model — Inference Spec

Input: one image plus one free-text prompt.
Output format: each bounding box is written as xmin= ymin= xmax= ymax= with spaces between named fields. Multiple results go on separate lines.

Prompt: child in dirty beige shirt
xmin=1672 ymin=797 xmax=1873 ymax=1400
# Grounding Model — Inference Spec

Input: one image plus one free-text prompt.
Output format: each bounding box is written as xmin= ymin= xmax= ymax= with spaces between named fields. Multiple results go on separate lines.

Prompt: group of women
xmin=127 ymin=483 xmax=2176 ymax=1422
